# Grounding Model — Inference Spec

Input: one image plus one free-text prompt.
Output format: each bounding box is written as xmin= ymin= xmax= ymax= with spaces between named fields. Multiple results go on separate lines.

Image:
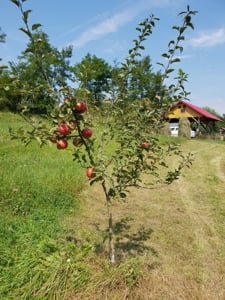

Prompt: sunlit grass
xmin=0 ymin=112 xmax=88 ymax=299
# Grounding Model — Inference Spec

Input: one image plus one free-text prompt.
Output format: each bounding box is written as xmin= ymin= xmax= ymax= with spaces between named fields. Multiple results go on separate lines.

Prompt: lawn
xmin=1 ymin=112 xmax=225 ymax=299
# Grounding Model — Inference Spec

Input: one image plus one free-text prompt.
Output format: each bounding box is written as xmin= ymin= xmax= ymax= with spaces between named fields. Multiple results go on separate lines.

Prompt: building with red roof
xmin=168 ymin=100 xmax=221 ymax=136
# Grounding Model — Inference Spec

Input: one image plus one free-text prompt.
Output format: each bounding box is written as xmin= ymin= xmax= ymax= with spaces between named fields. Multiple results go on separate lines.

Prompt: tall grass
xmin=0 ymin=112 xmax=91 ymax=299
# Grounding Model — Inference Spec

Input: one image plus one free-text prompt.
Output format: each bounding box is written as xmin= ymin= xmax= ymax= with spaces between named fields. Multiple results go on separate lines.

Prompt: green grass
xmin=0 ymin=112 xmax=90 ymax=299
xmin=1 ymin=112 xmax=225 ymax=299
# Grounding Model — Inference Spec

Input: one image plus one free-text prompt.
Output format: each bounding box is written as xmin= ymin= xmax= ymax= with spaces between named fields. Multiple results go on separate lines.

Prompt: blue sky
xmin=1 ymin=0 xmax=225 ymax=114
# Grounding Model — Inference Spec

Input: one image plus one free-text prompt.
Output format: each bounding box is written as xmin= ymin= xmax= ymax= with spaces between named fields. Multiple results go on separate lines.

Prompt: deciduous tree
xmin=8 ymin=31 xmax=73 ymax=113
xmin=129 ymin=55 xmax=163 ymax=101
xmin=72 ymin=53 xmax=112 ymax=105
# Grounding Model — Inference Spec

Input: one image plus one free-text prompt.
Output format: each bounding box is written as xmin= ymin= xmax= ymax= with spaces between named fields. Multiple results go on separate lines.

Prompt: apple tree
xmin=10 ymin=0 xmax=196 ymax=264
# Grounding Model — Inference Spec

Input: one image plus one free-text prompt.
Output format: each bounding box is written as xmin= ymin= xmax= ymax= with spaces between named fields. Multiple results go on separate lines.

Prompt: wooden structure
xmin=168 ymin=100 xmax=221 ymax=134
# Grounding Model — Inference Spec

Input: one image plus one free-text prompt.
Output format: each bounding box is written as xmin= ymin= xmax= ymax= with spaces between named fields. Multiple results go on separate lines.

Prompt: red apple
xmin=72 ymin=137 xmax=82 ymax=147
xmin=57 ymin=139 xmax=68 ymax=150
xmin=140 ymin=141 xmax=149 ymax=149
xmin=86 ymin=167 xmax=95 ymax=178
xmin=81 ymin=128 xmax=92 ymax=139
xmin=74 ymin=101 xmax=87 ymax=113
xmin=58 ymin=123 xmax=70 ymax=135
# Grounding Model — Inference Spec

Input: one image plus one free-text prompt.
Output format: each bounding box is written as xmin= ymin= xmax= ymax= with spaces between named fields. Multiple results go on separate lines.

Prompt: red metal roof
xmin=176 ymin=100 xmax=221 ymax=121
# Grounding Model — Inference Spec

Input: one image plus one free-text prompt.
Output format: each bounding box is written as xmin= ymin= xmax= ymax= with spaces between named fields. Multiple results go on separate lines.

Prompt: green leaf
xmin=168 ymin=84 xmax=175 ymax=89
xmin=178 ymin=36 xmax=185 ymax=41
xmin=166 ymin=68 xmax=174 ymax=74
xmin=168 ymin=40 xmax=175 ymax=47
xmin=172 ymin=26 xmax=180 ymax=31
xmin=156 ymin=62 xmax=165 ymax=68
xmin=178 ymin=10 xmax=187 ymax=16
xmin=108 ymin=188 xmax=116 ymax=198
xmin=19 ymin=27 xmax=31 ymax=37
xmin=162 ymin=53 xmax=170 ymax=59
xmin=187 ymin=23 xmax=194 ymax=30
xmin=10 ymin=0 xmax=20 ymax=6
xmin=150 ymin=21 xmax=155 ymax=26
xmin=139 ymin=21 xmax=146 ymax=26
xmin=185 ymin=16 xmax=191 ymax=23
xmin=32 ymin=23 xmax=42 ymax=31
xmin=179 ymin=26 xmax=186 ymax=34
xmin=171 ymin=58 xmax=180 ymax=63
xmin=23 ymin=9 xmax=32 ymax=23
xmin=175 ymin=45 xmax=183 ymax=53
xmin=119 ymin=192 xmax=127 ymax=199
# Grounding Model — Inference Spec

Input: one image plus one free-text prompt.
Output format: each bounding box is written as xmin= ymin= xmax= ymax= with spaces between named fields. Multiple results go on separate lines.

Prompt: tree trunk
xmin=108 ymin=212 xmax=115 ymax=264
xmin=101 ymin=180 xmax=115 ymax=264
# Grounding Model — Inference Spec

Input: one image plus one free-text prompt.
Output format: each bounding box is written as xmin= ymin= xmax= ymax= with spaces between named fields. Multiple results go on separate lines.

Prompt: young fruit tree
xmin=10 ymin=0 xmax=196 ymax=264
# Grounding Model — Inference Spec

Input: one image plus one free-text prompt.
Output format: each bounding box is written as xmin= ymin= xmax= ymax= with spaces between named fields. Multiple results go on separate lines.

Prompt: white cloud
xmin=71 ymin=11 xmax=135 ymax=48
xmin=188 ymin=28 xmax=225 ymax=48
xmin=70 ymin=0 xmax=177 ymax=49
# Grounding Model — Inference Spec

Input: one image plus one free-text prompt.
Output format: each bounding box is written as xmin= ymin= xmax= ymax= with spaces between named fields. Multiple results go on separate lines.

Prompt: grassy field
xmin=1 ymin=112 xmax=225 ymax=299
xmin=0 ymin=112 xmax=87 ymax=299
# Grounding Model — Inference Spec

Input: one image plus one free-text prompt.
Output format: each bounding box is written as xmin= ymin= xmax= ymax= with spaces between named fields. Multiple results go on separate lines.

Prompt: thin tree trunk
xmin=102 ymin=180 xmax=115 ymax=264
xmin=108 ymin=212 xmax=115 ymax=264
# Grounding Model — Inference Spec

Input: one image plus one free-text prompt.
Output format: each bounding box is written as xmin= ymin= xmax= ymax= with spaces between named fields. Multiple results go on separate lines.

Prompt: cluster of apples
xmin=50 ymin=99 xmax=149 ymax=180
xmin=49 ymin=99 xmax=95 ymax=179
xmin=49 ymin=100 xmax=93 ymax=151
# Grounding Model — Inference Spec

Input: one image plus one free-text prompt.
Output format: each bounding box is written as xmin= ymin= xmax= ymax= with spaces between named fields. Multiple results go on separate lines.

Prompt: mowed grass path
xmin=72 ymin=139 xmax=225 ymax=299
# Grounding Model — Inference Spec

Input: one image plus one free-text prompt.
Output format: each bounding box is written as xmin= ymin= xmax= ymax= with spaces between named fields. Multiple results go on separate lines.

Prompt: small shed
xmin=168 ymin=100 xmax=221 ymax=134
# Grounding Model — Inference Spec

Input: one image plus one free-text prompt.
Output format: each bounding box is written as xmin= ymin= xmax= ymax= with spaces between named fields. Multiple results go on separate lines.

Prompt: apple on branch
xmin=86 ymin=166 xmax=95 ymax=178
xmin=57 ymin=139 xmax=68 ymax=150
xmin=81 ymin=128 xmax=92 ymax=139
xmin=58 ymin=123 xmax=70 ymax=135
xmin=74 ymin=101 xmax=87 ymax=113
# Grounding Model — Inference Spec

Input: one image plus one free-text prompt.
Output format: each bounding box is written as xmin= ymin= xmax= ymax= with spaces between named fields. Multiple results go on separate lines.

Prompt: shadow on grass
xmin=95 ymin=217 xmax=158 ymax=262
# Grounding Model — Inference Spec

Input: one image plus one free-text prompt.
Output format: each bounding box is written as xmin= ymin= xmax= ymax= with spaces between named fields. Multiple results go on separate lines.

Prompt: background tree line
xmin=1 ymin=26 xmax=225 ymax=129
xmin=0 ymin=27 xmax=163 ymax=113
